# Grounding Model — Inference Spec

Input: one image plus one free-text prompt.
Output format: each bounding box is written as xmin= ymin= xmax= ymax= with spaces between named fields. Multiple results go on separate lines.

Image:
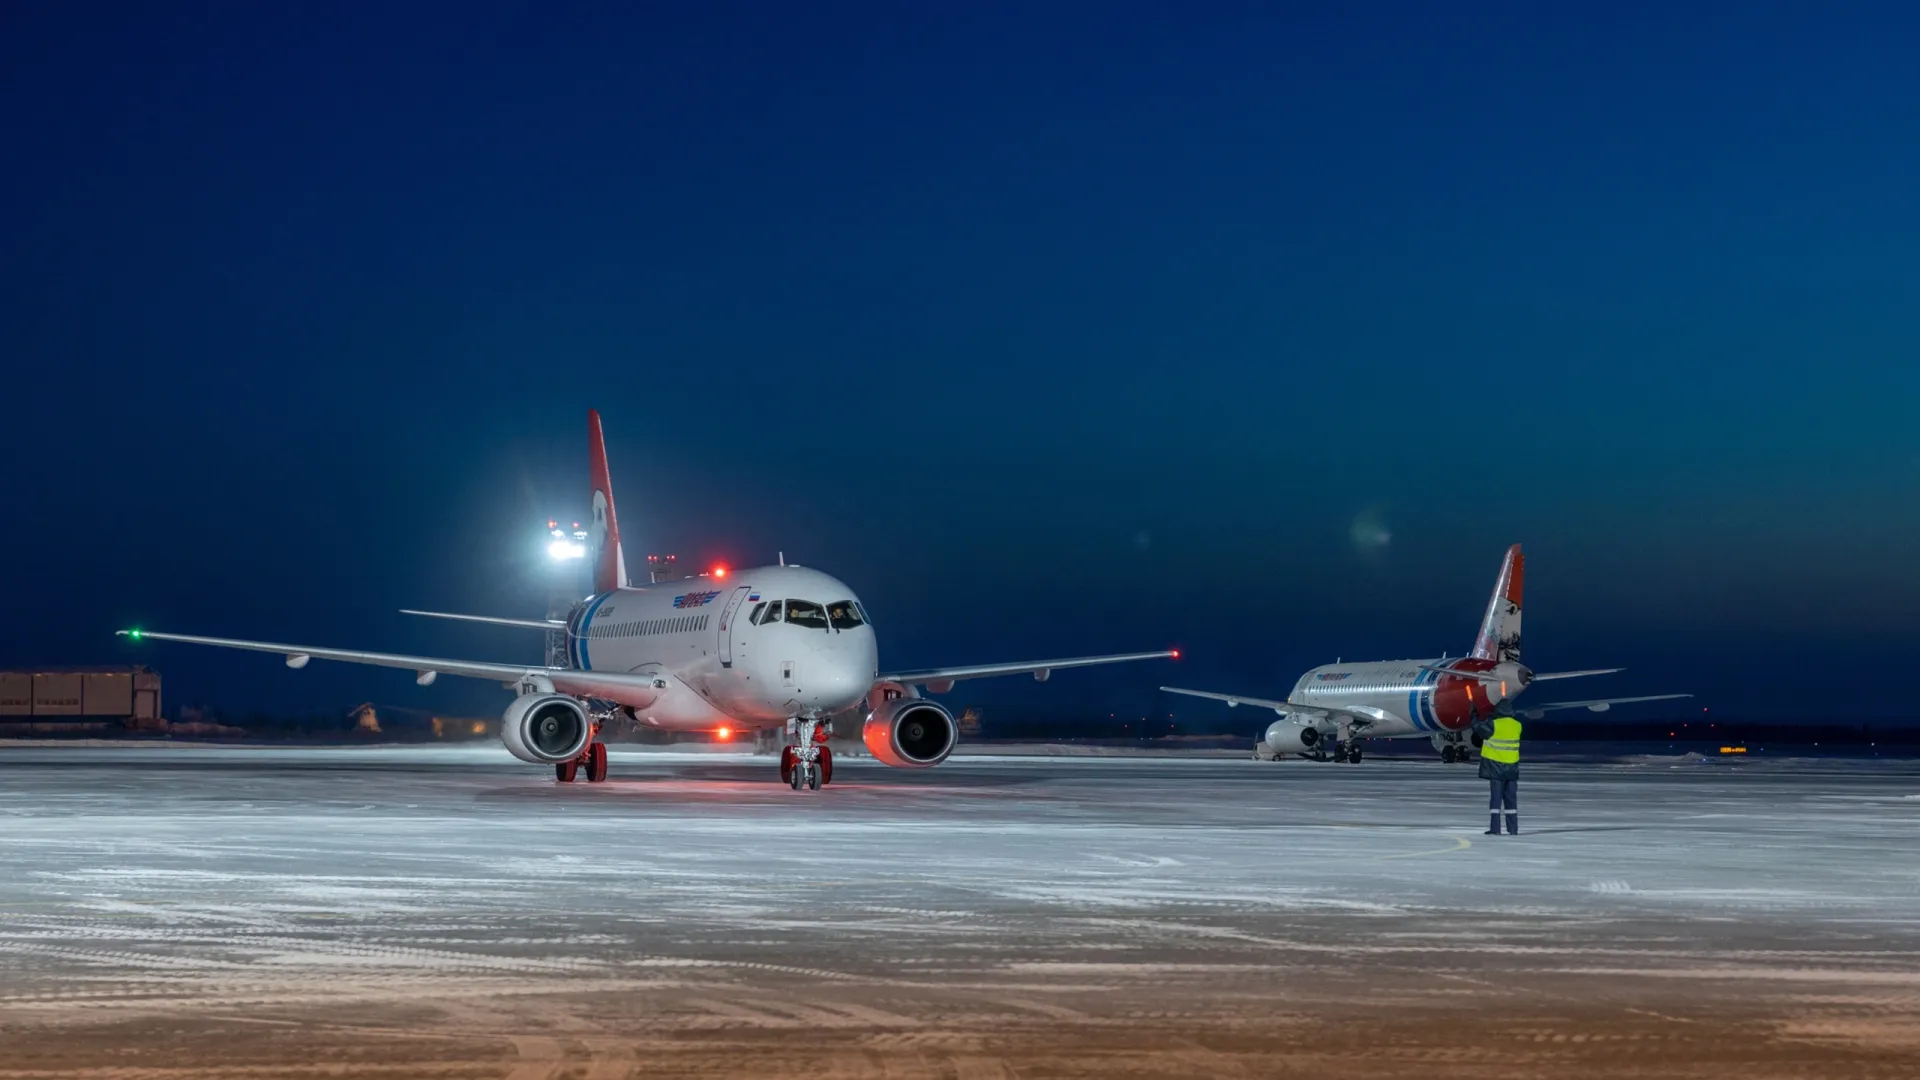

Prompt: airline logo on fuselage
xmin=673 ymin=590 xmax=722 ymax=609
xmin=1316 ymin=672 xmax=1353 ymax=682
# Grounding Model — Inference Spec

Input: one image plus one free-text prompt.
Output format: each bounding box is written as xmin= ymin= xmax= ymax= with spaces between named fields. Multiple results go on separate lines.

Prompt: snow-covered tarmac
xmin=1 ymin=744 xmax=1916 ymax=1077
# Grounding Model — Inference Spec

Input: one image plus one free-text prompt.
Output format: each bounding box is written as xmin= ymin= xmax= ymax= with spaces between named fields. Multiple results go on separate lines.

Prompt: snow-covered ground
xmin=0 ymin=745 xmax=1915 ymax=1075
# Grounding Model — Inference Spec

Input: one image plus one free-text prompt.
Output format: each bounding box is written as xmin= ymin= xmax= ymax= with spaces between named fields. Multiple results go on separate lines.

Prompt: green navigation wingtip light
xmin=128 ymin=629 xmax=143 ymax=640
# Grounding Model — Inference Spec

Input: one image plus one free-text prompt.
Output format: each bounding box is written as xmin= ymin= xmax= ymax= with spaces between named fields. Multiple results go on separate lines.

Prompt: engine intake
xmin=1264 ymin=718 xmax=1328 ymax=756
xmin=501 ymin=693 xmax=591 ymax=764
xmin=863 ymin=697 xmax=957 ymax=768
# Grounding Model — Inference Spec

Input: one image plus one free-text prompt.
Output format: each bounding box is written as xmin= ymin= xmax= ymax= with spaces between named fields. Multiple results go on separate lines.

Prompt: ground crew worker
xmin=1473 ymin=709 xmax=1522 ymax=835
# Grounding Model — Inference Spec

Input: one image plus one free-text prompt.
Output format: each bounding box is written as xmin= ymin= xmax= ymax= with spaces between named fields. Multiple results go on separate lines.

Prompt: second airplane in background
xmin=1162 ymin=545 xmax=1688 ymax=764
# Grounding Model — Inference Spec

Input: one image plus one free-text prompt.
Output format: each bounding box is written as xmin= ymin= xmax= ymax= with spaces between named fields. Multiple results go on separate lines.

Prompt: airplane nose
xmin=807 ymin=637 xmax=874 ymax=711
xmin=810 ymin=663 xmax=863 ymax=710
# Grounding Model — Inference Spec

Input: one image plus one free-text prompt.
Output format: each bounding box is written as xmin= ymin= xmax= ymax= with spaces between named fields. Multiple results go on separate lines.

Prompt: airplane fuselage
xmin=565 ymin=564 xmax=878 ymax=731
xmin=1287 ymin=656 xmax=1519 ymax=739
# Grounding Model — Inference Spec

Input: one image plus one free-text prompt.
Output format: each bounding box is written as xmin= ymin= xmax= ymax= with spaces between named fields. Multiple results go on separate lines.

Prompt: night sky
xmin=4 ymin=4 xmax=1917 ymax=728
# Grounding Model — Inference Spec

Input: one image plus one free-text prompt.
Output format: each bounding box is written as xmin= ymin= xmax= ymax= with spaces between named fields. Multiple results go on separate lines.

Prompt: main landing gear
xmin=556 ymin=740 xmax=609 ymax=783
xmin=1323 ymin=739 xmax=1363 ymax=764
xmin=778 ymin=718 xmax=834 ymax=791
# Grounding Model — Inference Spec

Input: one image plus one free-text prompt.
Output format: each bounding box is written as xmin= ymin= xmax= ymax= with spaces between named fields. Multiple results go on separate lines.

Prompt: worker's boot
xmin=1485 ymin=813 xmax=1501 ymax=836
xmin=1505 ymin=814 xmax=1519 ymax=836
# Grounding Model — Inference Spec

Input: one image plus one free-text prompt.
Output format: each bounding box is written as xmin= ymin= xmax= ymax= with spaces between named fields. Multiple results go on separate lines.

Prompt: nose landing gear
xmin=779 ymin=718 xmax=834 ymax=790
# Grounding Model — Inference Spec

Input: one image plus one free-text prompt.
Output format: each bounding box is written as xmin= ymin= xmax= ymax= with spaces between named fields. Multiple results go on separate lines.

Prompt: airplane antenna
xmin=778 ymin=551 xmax=785 ymax=567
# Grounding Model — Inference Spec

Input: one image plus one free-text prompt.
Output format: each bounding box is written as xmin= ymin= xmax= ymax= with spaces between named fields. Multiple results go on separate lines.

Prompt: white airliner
xmin=123 ymin=411 xmax=1175 ymax=789
xmin=1162 ymin=545 xmax=1688 ymax=764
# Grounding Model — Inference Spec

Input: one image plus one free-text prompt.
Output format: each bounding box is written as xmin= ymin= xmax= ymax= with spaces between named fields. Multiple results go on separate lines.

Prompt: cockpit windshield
xmin=783 ymin=600 xmax=829 ymax=630
xmin=753 ymin=600 xmax=783 ymax=624
xmin=826 ymin=600 xmax=864 ymax=630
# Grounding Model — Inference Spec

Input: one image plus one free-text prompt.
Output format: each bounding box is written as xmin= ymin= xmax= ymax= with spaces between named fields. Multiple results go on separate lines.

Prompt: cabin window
xmin=827 ymin=600 xmax=864 ymax=630
xmin=784 ymin=600 xmax=829 ymax=630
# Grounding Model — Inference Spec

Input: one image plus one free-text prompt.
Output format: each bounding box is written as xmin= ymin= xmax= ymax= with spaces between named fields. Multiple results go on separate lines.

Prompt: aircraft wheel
xmin=780 ymin=746 xmax=797 ymax=786
xmin=585 ymin=742 xmax=609 ymax=783
xmin=1348 ymin=747 xmax=1364 ymax=764
xmin=818 ymin=746 xmax=833 ymax=786
xmin=556 ymin=760 xmax=578 ymax=783
xmin=807 ymin=766 xmax=821 ymax=791
xmin=1441 ymin=745 xmax=1457 ymax=764
xmin=790 ymin=762 xmax=806 ymax=790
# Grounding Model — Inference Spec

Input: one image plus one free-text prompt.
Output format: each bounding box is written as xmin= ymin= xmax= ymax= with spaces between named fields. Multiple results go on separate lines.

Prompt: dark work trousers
xmin=1487 ymin=779 xmax=1518 ymax=835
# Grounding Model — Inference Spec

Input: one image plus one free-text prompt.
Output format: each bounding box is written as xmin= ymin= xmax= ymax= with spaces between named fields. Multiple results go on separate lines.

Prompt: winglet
xmin=587 ymin=410 xmax=628 ymax=594
xmin=1470 ymin=543 xmax=1523 ymax=662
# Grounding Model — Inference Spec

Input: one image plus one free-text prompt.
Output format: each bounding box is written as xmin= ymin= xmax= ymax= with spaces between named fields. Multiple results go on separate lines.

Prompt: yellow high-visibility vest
xmin=1482 ymin=716 xmax=1522 ymax=764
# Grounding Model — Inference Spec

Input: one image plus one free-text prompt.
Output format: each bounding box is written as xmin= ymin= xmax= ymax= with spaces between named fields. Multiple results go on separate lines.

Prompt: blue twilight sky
xmin=2 ymin=2 xmax=1916 ymax=726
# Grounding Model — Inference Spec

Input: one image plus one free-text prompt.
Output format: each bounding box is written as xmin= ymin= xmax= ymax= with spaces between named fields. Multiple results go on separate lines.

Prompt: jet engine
xmin=1264 ymin=718 xmax=1330 ymax=756
xmin=500 ymin=693 xmax=592 ymax=764
xmin=863 ymin=697 xmax=957 ymax=768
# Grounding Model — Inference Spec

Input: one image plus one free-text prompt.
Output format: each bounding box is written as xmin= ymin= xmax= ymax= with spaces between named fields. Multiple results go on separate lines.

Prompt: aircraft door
xmin=717 ymin=585 xmax=752 ymax=667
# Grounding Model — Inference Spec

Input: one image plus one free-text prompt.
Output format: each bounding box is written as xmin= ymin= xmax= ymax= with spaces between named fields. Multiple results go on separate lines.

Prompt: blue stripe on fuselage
xmin=1415 ymin=664 xmax=1445 ymax=731
xmin=574 ymin=592 xmax=612 ymax=671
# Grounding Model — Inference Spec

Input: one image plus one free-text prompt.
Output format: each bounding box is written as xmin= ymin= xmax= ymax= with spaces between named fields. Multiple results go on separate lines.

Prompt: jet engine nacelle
xmin=500 ymin=693 xmax=592 ymax=764
xmin=863 ymin=697 xmax=957 ymax=768
xmin=1264 ymin=717 xmax=1330 ymax=756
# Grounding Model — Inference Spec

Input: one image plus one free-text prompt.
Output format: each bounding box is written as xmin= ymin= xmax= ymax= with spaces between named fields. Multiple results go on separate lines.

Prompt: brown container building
xmin=0 ymin=667 xmax=161 ymax=721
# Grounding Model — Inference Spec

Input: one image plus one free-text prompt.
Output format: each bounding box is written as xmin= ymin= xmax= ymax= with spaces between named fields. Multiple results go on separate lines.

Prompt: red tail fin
xmin=587 ymin=410 xmax=627 ymax=594
xmin=1470 ymin=544 xmax=1523 ymax=662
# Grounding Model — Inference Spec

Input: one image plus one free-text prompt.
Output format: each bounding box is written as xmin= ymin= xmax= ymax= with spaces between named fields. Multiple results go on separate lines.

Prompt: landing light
xmin=548 ymin=539 xmax=587 ymax=560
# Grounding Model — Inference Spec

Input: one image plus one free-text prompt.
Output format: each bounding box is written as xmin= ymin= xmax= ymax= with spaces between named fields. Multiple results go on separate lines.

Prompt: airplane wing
xmin=882 ymin=651 xmax=1176 ymax=692
xmin=1519 ymin=693 xmax=1692 ymax=719
xmin=1161 ymin=685 xmax=1296 ymax=713
xmin=1528 ymin=668 xmax=1625 ymax=681
xmin=117 ymin=630 xmax=667 ymax=703
xmin=1162 ymin=686 xmax=1397 ymax=728
xmin=399 ymin=609 xmax=565 ymax=631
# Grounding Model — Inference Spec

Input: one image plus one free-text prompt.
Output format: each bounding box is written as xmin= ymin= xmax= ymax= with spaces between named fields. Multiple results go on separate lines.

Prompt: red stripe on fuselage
xmin=1429 ymin=658 xmax=1497 ymax=731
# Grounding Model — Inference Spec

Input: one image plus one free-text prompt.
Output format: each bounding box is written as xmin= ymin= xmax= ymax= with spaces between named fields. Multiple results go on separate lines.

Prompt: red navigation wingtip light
xmin=1171 ymin=649 xmax=1181 ymax=659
